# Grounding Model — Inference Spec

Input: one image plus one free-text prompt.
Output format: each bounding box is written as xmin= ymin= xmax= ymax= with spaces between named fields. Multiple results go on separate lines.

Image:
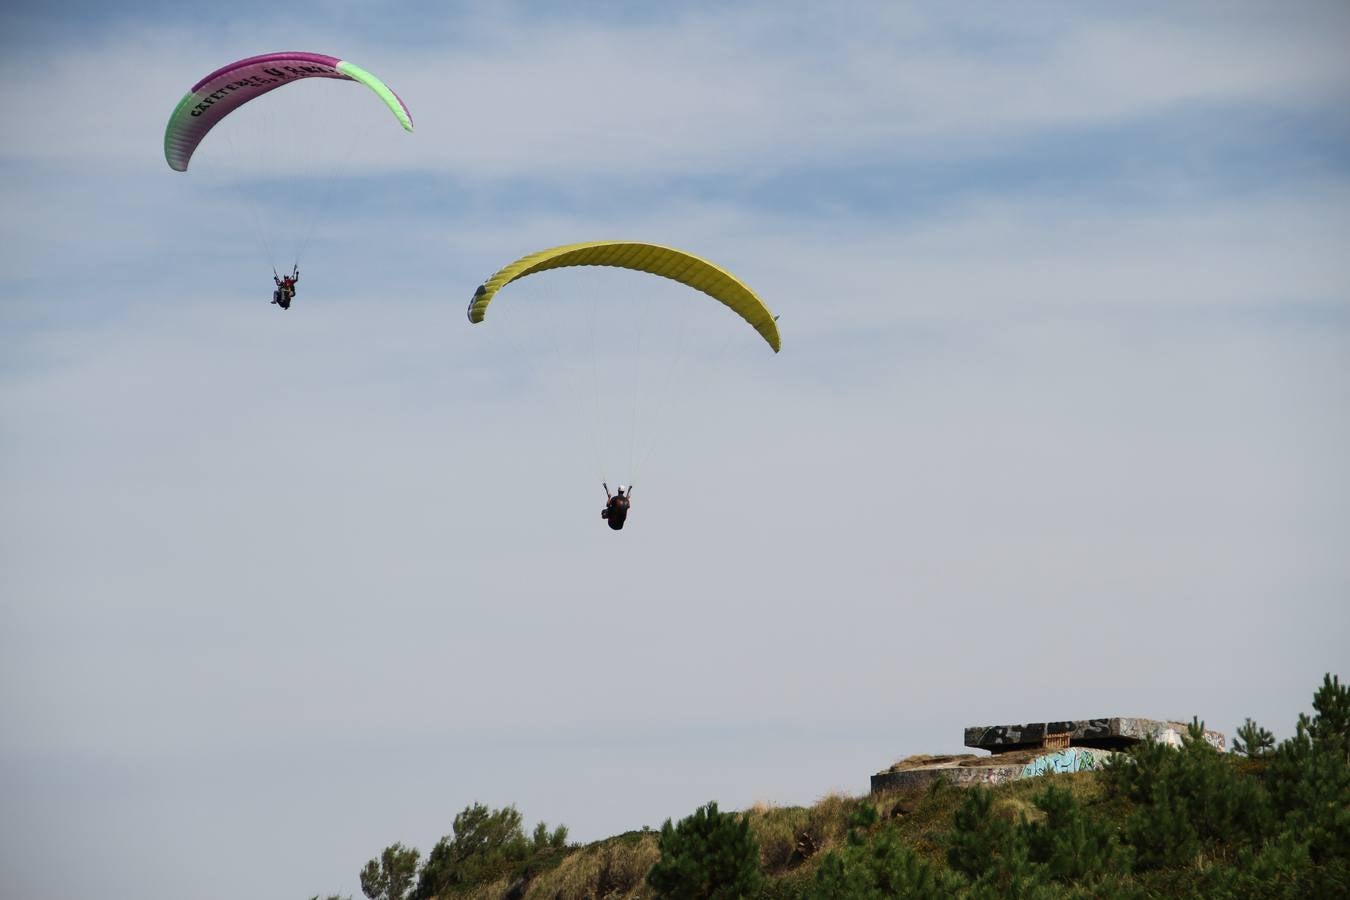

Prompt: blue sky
xmin=2 ymin=3 xmax=1348 ymax=899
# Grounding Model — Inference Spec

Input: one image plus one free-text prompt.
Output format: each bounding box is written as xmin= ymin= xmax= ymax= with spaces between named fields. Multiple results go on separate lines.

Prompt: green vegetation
xmin=411 ymin=803 xmax=568 ymax=900
xmin=646 ymin=801 xmax=763 ymax=899
xmin=354 ymin=804 xmax=568 ymax=900
xmin=360 ymin=843 xmax=420 ymax=900
xmin=322 ymin=673 xmax=1347 ymax=899
xmin=1233 ymin=718 xmax=1276 ymax=758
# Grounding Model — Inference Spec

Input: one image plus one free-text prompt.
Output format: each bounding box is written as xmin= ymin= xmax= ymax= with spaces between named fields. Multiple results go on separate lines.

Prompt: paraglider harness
xmin=601 ymin=483 xmax=631 ymax=531
xmin=272 ymin=265 xmax=299 ymax=310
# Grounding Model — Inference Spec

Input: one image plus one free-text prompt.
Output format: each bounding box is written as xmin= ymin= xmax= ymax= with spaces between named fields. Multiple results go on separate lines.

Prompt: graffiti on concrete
xmin=1022 ymin=747 xmax=1109 ymax=778
xmin=1114 ymin=718 xmax=1226 ymax=751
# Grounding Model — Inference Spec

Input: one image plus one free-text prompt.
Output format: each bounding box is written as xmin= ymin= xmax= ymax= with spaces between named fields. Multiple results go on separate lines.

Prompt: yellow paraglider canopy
xmin=467 ymin=241 xmax=781 ymax=352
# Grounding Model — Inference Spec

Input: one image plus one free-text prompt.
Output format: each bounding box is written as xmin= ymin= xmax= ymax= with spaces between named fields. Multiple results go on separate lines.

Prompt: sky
xmin=2 ymin=1 xmax=1348 ymax=898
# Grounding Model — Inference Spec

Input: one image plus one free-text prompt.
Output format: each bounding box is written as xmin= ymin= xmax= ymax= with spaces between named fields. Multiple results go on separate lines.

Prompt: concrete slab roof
xmin=965 ymin=717 xmax=1225 ymax=754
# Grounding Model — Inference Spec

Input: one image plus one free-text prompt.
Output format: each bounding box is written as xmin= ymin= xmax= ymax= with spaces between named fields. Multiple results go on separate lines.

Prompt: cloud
xmin=4 ymin=4 xmax=1348 ymax=178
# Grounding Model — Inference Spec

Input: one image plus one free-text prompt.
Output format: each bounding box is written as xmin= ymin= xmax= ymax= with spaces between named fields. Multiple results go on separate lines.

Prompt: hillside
xmin=330 ymin=674 xmax=1348 ymax=900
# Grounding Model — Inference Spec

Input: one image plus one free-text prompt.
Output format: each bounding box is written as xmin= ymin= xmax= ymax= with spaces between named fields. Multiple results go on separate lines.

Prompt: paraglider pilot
xmin=602 ymin=483 xmax=631 ymax=531
xmin=272 ymin=265 xmax=300 ymax=310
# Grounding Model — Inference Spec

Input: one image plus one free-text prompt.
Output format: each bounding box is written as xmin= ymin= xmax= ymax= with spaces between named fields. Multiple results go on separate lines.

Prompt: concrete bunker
xmin=871 ymin=717 xmax=1226 ymax=794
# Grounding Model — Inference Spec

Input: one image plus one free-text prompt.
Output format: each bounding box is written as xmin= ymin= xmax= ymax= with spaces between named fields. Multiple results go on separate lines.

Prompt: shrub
xmin=1199 ymin=832 xmax=1315 ymax=900
xmin=947 ymin=788 xmax=1007 ymax=880
xmin=1019 ymin=783 xmax=1126 ymax=883
xmin=647 ymin=801 xmax=763 ymax=899
xmin=943 ymin=780 xmax=1126 ymax=896
xmin=809 ymin=825 xmax=960 ymax=900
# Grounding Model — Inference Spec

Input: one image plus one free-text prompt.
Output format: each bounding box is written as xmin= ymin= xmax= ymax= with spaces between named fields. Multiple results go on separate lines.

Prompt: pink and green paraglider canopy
xmin=163 ymin=51 xmax=413 ymax=172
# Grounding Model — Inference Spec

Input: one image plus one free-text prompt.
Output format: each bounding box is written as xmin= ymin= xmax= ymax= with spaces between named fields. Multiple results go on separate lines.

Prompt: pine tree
xmin=647 ymin=801 xmax=762 ymax=900
xmin=1264 ymin=674 xmax=1350 ymax=868
xmin=1309 ymin=673 xmax=1350 ymax=759
xmin=1106 ymin=719 xmax=1272 ymax=869
xmin=809 ymin=824 xmax=960 ymax=899
xmin=1233 ymin=717 xmax=1276 ymax=757
xmin=1020 ymin=783 xmax=1126 ymax=882
xmin=947 ymin=787 xmax=1007 ymax=880
xmin=359 ymin=843 xmax=419 ymax=900
xmin=412 ymin=802 xmax=564 ymax=899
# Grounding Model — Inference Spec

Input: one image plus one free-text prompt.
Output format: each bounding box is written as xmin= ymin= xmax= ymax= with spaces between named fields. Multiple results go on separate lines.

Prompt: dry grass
xmin=743 ymin=791 xmax=872 ymax=878
xmin=434 ymin=833 xmax=659 ymax=900
xmin=884 ymin=753 xmax=981 ymax=772
xmin=992 ymin=795 xmax=1043 ymax=825
xmin=451 ymin=878 xmax=513 ymax=900
xmin=519 ymin=832 xmax=660 ymax=900
xmin=997 ymin=770 xmax=1106 ymax=809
